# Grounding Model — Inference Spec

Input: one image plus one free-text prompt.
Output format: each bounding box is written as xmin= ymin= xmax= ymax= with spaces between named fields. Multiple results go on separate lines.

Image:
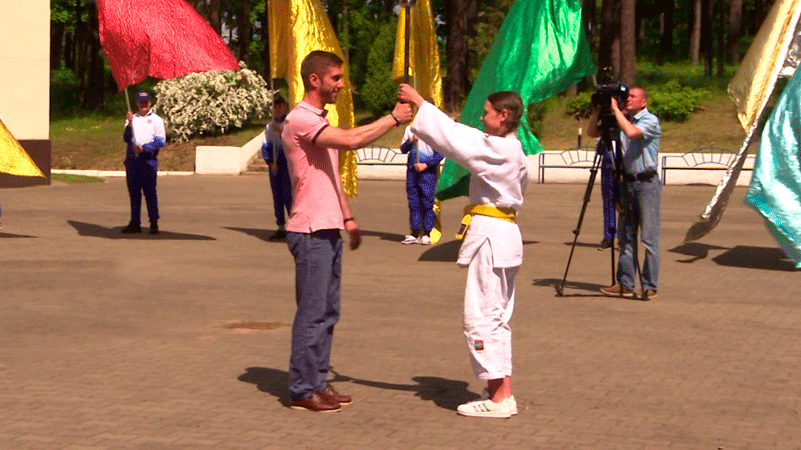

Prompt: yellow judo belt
xmin=455 ymin=204 xmax=516 ymax=240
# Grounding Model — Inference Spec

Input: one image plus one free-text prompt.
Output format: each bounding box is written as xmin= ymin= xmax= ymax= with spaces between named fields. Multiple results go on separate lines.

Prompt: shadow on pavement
xmin=0 ymin=231 xmax=37 ymax=238
xmin=669 ymin=242 xmax=729 ymax=263
xmin=224 ymin=227 xmax=286 ymax=243
xmin=563 ymin=241 xmax=604 ymax=248
xmin=419 ymin=239 xmax=461 ymax=262
xmin=238 ymin=367 xmax=477 ymax=411
xmin=361 ymin=229 xmax=406 ymax=243
xmin=419 ymin=239 xmax=538 ymax=263
xmin=712 ymin=246 xmax=798 ymax=271
xmin=533 ymin=278 xmax=608 ymax=298
xmin=67 ymin=220 xmax=215 ymax=240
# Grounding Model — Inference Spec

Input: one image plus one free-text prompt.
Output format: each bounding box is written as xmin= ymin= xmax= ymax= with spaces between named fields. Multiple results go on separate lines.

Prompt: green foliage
xmin=649 ymin=80 xmax=710 ymax=121
xmin=562 ymin=80 xmax=709 ymax=122
xmin=360 ymin=20 xmax=399 ymax=116
xmin=564 ymin=92 xmax=593 ymax=119
xmin=50 ymin=68 xmax=81 ymax=117
xmin=153 ymin=62 xmax=271 ymax=142
xmin=526 ymin=101 xmax=549 ymax=138
xmin=466 ymin=0 xmax=514 ymax=83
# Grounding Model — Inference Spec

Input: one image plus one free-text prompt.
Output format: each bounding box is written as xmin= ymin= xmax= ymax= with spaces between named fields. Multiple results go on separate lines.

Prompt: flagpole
xmin=124 ymin=87 xmax=132 ymax=113
xmin=400 ymin=0 xmax=417 ymax=163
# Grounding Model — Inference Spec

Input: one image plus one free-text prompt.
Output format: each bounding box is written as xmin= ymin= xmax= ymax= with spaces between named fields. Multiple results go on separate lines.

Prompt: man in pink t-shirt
xmin=281 ymin=50 xmax=413 ymax=413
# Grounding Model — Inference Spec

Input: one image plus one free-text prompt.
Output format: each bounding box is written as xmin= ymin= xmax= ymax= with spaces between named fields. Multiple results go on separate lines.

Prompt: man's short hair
xmin=300 ymin=51 xmax=344 ymax=92
xmin=486 ymin=91 xmax=524 ymax=132
xmin=628 ymin=85 xmax=649 ymax=100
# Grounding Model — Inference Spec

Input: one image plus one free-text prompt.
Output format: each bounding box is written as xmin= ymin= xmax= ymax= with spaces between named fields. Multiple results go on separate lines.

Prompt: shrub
xmin=649 ymin=80 xmax=709 ymax=121
xmin=562 ymin=80 xmax=708 ymax=122
xmin=153 ymin=62 xmax=271 ymax=142
xmin=360 ymin=21 xmax=399 ymax=116
xmin=527 ymin=101 xmax=549 ymax=137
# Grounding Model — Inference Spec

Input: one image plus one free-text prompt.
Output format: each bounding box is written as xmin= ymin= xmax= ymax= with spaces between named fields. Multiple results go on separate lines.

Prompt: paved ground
xmin=1 ymin=175 xmax=799 ymax=450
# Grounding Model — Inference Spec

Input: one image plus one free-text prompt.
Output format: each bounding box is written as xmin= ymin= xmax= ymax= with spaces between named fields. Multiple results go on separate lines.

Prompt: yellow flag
xmin=0 ymin=119 xmax=45 ymax=178
xmin=393 ymin=0 xmax=445 ymax=243
xmin=392 ymin=0 xmax=444 ymax=108
xmin=268 ymin=0 xmax=358 ymax=196
xmin=728 ymin=0 xmax=801 ymax=132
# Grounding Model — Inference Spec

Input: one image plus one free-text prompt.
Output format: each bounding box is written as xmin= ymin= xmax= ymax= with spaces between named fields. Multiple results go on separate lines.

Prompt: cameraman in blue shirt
xmin=588 ymin=86 xmax=661 ymax=300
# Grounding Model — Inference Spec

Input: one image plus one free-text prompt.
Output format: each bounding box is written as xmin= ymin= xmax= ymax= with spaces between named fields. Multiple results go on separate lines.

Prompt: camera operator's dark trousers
xmin=286 ymin=229 xmax=342 ymax=401
xmin=125 ymin=159 xmax=159 ymax=225
xmin=599 ymin=143 xmax=618 ymax=241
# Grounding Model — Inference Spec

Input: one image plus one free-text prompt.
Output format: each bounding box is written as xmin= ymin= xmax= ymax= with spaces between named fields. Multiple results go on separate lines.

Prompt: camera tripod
xmin=555 ymin=133 xmax=619 ymax=297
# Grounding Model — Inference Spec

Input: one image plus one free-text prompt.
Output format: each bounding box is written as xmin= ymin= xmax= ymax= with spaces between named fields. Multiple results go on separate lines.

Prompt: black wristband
xmin=389 ymin=113 xmax=400 ymax=127
xmin=344 ymin=217 xmax=354 ymax=223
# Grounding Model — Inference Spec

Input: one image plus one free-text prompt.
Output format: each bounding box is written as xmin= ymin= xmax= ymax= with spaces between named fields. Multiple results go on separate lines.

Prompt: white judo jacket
xmin=411 ymin=102 xmax=530 ymax=268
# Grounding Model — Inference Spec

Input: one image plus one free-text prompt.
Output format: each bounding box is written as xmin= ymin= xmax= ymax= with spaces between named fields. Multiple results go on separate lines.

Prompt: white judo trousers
xmin=463 ymin=238 xmax=518 ymax=380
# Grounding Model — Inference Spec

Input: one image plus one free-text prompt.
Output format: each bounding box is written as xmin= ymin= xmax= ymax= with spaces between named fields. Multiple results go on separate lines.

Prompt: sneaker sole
xmin=457 ymin=409 xmax=512 ymax=418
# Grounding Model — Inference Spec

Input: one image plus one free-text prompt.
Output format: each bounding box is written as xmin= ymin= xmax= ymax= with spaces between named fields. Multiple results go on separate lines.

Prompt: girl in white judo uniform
xmin=399 ymin=84 xmax=530 ymax=418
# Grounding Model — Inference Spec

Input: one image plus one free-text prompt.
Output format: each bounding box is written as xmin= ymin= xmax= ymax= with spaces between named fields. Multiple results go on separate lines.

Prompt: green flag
xmin=436 ymin=0 xmax=594 ymax=200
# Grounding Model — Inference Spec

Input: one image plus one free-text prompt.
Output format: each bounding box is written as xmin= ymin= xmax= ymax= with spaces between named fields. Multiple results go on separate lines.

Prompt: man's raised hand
xmin=398 ymin=84 xmax=425 ymax=108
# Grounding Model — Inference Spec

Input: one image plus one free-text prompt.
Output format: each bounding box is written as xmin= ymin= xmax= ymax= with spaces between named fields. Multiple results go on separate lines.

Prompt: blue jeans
xmin=286 ymin=229 xmax=342 ymax=400
xmin=617 ymin=176 xmax=660 ymax=291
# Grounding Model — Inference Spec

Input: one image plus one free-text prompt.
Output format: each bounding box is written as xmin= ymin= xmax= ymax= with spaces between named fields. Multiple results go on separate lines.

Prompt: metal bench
xmin=355 ymin=145 xmax=405 ymax=165
xmin=537 ymin=147 xmax=597 ymax=183
xmin=660 ymin=147 xmax=751 ymax=185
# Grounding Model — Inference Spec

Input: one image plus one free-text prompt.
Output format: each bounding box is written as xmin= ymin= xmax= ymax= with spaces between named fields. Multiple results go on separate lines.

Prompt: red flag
xmin=98 ymin=0 xmax=240 ymax=90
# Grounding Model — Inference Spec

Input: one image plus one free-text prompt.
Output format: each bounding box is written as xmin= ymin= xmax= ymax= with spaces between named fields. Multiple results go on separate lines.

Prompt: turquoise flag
xmin=743 ymin=67 xmax=801 ymax=268
xmin=436 ymin=0 xmax=594 ymax=200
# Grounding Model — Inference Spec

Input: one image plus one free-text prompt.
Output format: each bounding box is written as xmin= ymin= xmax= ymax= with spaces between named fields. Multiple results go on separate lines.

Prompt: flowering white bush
xmin=153 ymin=62 xmax=271 ymax=142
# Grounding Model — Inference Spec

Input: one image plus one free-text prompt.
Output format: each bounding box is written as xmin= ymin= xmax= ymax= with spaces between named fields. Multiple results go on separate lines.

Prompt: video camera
xmin=591 ymin=77 xmax=629 ymax=121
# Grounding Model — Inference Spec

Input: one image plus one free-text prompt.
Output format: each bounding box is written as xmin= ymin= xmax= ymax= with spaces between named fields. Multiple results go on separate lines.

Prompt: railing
xmin=660 ymin=147 xmax=751 ymax=185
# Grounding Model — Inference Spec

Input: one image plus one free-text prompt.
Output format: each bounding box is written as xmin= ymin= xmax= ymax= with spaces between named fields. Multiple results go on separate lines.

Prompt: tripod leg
xmin=557 ymin=151 xmax=604 ymax=296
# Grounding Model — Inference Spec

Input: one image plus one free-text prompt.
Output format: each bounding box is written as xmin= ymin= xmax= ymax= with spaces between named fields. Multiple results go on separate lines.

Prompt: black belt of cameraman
xmin=622 ymin=170 xmax=657 ymax=182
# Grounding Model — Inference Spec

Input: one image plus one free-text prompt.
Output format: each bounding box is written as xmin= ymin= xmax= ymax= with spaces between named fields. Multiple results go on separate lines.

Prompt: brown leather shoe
xmin=289 ymin=391 xmax=341 ymax=412
xmin=600 ymin=283 xmax=635 ymax=298
xmin=318 ymin=384 xmax=352 ymax=406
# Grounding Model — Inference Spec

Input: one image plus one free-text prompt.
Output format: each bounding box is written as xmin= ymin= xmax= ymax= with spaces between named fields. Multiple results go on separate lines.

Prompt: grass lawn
xmin=51 ymin=82 xmax=748 ymax=171
xmin=51 ymin=115 xmax=267 ymax=172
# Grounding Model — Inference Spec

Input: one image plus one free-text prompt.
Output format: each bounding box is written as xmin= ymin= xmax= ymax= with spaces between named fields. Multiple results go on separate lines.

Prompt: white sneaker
xmin=456 ymin=398 xmax=512 ymax=418
xmin=479 ymin=389 xmax=517 ymax=415
xmin=418 ymin=235 xmax=432 ymax=245
xmin=402 ymin=235 xmax=419 ymax=244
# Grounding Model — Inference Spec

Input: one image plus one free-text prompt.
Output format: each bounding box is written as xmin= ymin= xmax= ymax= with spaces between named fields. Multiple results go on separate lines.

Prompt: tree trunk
xmin=64 ymin=31 xmax=75 ymax=70
xmin=619 ymin=0 xmax=635 ymax=85
xmin=716 ymin=0 xmax=726 ymax=76
xmin=237 ymin=0 xmax=251 ymax=63
xmin=444 ymin=0 xmax=477 ymax=113
xmin=583 ymin=0 xmax=597 ymax=53
xmin=260 ymin=3 xmax=271 ymax=84
xmin=659 ymin=0 xmax=674 ymax=56
xmin=342 ymin=0 xmax=350 ymax=64
xmin=726 ymin=0 xmax=743 ymax=63
xmin=689 ymin=0 xmax=701 ymax=63
xmin=599 ymin=0 xmax=620 ymax=75
xmin=209 ymin=0 xmax=222 ymax=35
xmin=51 ymin=21 xmax=65 ymax=70
xmin=82 ymin=1 xmax=104 ymax=110
xmin=701 ymin=0 xmax=713 ymax=76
